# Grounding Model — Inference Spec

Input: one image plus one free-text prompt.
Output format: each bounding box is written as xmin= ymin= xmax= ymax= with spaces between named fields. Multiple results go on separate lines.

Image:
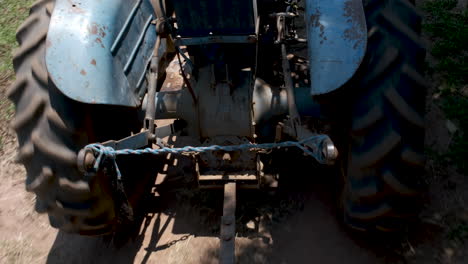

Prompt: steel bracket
xmin=220 ymin=182 xmax=236 ymax=264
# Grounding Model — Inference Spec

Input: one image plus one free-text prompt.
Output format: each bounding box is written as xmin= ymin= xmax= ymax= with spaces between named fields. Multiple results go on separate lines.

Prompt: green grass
xmin=0 ymin=0 xmax=35 ymax=76
xmin=0 ymin=0 xmax=34 ymax=152
xmin=424 ymin=0 xmax=468 ymax=174
xmin=423 ymin=0 xmax=468 ymax=86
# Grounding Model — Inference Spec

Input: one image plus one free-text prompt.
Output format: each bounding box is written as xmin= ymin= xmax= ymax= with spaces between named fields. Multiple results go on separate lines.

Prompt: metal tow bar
xmin=220 ymin=182 xmax=236 ymax=264
xmin=78 ymin=134 xmax=338 ymax=264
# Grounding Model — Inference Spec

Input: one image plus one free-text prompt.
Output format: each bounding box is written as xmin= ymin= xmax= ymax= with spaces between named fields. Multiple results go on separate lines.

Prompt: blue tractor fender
xmin=46 ymin=0 xmax=161 ymax=107
xmin=306 ymin=0 xmax=367 ymax=95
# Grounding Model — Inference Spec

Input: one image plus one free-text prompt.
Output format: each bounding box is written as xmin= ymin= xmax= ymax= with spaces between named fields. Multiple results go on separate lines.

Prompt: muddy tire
xmin=8 ymin=0 xmax=140 ymax=235
xmin=342 ymin=0 xmax=427 ymax=232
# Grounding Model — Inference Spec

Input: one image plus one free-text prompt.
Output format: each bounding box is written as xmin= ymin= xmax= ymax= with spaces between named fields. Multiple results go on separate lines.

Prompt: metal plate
xmin=306 ymin=0 xmax=367 ymax=95
xmin=46 ymin=0 xmax=160 ymax=106
xmin=172 ymin=0 xmax=256 ymax=37
xmin=220 ymin=182 xmax=236 ymax=264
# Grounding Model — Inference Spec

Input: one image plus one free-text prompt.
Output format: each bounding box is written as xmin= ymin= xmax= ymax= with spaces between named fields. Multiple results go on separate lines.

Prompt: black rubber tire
xmin=8 ymin=0 xmax=140 ymax=235
xmin=342 ymin=0 xmax=428 ymax=232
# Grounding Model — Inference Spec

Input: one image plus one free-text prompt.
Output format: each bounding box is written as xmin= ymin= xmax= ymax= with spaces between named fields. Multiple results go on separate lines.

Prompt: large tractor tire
xmin=8 ymin=0 xmax=140 ymax=235
xmin=342 ymin=0 xmax=427 ymax=232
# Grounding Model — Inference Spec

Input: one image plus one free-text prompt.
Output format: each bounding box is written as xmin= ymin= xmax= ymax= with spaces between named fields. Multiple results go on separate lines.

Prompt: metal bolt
xmin=84 ymin=152 xmax=96 ymax=168
xmin=322 ymin=139 xmax=338 ymax=162
xmin=77 ymin=148 xmax=96 ymax=174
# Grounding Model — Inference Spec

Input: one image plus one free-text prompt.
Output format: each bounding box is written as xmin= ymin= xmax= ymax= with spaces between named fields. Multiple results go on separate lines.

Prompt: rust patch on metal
xmin=344 ymin=0 xmax=366 ymax=31
xmin=80 ymin=69 xmax=87 ymax=76
xmin=95 ymin=38 xmax=105 ymax=49
xmin=88 ymin=23 xmax=107 ymax=38
xmin=309 ymin=8 xmax=322 ymax=27
xmin=343 ymin=0 xmax=366 ymax=49
xmin=89 ymin=24 xmax=98 ymax=35
xmin=90 ymin=59 xmax=96 ymax=66
xmin=309 ymin=8 xmax=326 ymax=43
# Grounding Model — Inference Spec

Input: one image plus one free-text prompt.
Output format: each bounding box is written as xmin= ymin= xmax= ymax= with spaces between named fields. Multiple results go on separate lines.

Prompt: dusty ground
xmin=1 ymin=1 xmax=468 ymax=264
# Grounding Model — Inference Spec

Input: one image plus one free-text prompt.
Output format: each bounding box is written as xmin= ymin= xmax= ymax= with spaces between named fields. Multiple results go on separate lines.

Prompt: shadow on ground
xmin=44 ymin=150 xmax=442 ymax=264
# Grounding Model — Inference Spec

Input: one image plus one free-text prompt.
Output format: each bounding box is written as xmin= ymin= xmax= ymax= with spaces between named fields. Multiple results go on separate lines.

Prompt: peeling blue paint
xmin=46 ymin=0 xmax=158 ymax=107
xmin=306 ymin=0 xmax=367 ymax=95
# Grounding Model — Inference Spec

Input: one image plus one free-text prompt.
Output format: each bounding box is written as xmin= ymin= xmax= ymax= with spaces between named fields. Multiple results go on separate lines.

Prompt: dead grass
xmin=0 ymin=74 xmax=14 ymax=153
xmin=0 ymin=236 xmax=42 ymax=264
xmin=0 ymin=3 xmax=42 ymax=263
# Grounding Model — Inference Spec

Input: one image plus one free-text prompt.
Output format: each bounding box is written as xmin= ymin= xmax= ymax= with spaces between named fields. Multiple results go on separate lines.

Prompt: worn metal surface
xmin=196 ymin=136 xmax=260 ymax=189
xmin=174 ymin=35 xmax=257 ymax=46
xmin=282 ymin=120 xmax=338 ymax=165
xmin=197 ymin=66 xmax=254 ymax=138
xmin=144 ymin=37 xmax=161 ymax=140
xmin=144 ymin=60 xmax=256 ymax=139
xmin=252 ymin=79 xmax=288 ymax=124
xmin=198 ymin=174 xmax=258 ymax=189
xmin=293 ymin=87 xmax=323 ymax=117
xmin=281 ymin=43 xmax=302 ymax=137
xmin=148 ymin=76 xmax=319 ymax=134
xmin=199 ymin=137 xmax=257 ymax=172
xmin=102 ymin=131 xmax=150 ymax=150
xmin=142 ymin=57 xmax=199 ymax=135
xmin=95 ymin=124 xmax=179 ymax=152
xmin=253 ymin=80 xmax=324 ymax=123
xmin=306 ymin=0 xmax=367 ymax=95
xmin=172 ymin=0 xmax=256 ymax=37
xmin=46 ymin=0 xmax=160 ymax=106
xmin=220 ymin=182 xmax=236 ymax=264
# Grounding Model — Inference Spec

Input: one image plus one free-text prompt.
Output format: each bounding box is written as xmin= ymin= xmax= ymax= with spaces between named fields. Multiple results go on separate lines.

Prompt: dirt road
xmin=0 ymin=99 xmax=413 ymax=264
xmin=0 ymin=148 xmax=391 ymax=264
xmin=1 ymin=88 xmax=467 ymax=263
xmin=0 ymin=122 xmax=458 ymax=264
xmin=1 ymin=0 xmax=468 ymax=263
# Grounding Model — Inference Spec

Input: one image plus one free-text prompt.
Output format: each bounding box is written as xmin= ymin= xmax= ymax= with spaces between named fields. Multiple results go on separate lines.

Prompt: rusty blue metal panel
xmin=306 ymin=0 xmax=367 ymax=95
xmin=46 ymin=0 xmax=159 ymax=107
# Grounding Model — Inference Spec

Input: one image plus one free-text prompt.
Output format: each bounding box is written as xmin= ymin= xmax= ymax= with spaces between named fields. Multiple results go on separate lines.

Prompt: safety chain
xmin=84 ymin=135 xmax=329 ymax=178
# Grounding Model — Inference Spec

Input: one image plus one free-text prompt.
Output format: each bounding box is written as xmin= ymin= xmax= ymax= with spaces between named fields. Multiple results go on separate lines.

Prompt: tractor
xmin=9 ymin=0 xmax=426 ymax=262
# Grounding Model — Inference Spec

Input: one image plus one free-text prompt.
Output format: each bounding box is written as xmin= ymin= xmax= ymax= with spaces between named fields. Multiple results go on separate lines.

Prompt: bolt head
xmin=322 ymin=140 xmax=338 ymax=161
xmin=77 ymin=148 xmax=96 ymax=174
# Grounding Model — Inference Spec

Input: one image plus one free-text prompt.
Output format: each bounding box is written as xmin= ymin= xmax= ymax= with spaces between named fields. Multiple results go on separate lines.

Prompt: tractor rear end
xmin=8 ymin=0 xmax=427 ymax=262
